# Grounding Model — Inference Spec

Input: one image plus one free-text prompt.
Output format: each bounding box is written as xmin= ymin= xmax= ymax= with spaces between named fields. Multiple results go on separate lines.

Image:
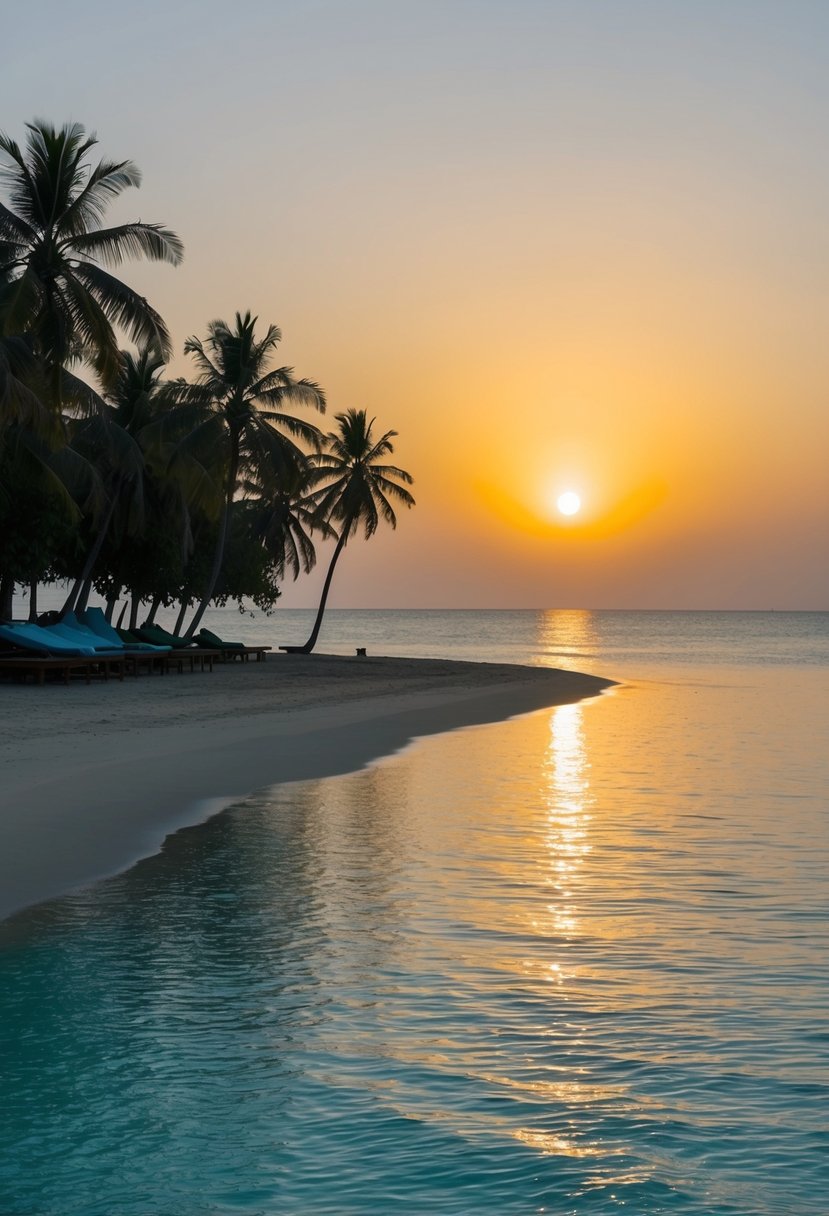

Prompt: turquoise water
xmin=1 ymin=612 xmax=828 ymax=1214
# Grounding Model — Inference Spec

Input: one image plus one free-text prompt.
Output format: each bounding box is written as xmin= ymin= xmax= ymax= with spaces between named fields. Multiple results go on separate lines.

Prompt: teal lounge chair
xmin=81 ymin=608 xmax=170 ymax=653
xmin=0 ymin=621 xmax=97 ymax=657
xmin=49 ymin=620 xmax=123 ymax=653
xmin=136 ymin=623 xmax=196 ymax=649
xmin=196 ymin=627 xmax=271 ymax=661
xmin=195 ymin=628 xmax=245 ymax=651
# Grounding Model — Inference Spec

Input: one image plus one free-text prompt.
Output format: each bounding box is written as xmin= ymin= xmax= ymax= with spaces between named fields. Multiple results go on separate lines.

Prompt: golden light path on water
xmin=545 ymin=702 xmax=592 ymax=961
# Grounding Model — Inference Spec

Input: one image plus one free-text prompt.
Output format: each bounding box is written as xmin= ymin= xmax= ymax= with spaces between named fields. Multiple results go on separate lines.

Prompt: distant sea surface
xmin=1 ymin=610 xmax=827 ymax=1214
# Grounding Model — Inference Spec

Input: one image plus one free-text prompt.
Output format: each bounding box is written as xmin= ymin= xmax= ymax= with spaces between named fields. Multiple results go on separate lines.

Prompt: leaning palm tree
xmin=163 ymin=311 xmax=326 ymax=636
xmin=288 ymin=408 xmax=414 ymax=654
xmin=0 ymin=119 xmax=183 ymax=400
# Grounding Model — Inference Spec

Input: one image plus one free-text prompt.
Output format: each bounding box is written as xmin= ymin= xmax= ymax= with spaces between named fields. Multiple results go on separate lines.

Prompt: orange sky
xmin=3 ymin=0 xmax=828 ymax=607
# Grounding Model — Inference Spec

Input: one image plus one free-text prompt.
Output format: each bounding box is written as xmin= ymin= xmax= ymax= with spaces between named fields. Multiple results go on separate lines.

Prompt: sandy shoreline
xmin=0 ymin=653 xmax=613 ymax=921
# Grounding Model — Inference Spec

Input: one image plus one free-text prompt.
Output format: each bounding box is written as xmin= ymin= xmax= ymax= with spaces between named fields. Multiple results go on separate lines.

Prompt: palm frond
xmin=66 ymin=221 xmax=184 ymax=267
xmin=0 ymin=265 xmax=43 ymax=338
xmin=70 ymin=412 xmax=145 ymax=484
xmin=19 ymin=120 xmax=97 ymax=230
xmin=14 ymin=423 xmax=103 ymax=520
xmin=59 ymin=272 xmax=121 ymax=385
xmin=367 ymin=463 xmax=414 ymax=485
xmin=59 ymin=158 xmax=144 ymax=235
xmin=366 ymin=430 xmax=398 ymax=462
xmin=0 ymin=201 xmax=35 ymax=246
xmin=60 ymin=368 xmax=107 ymax=418
xmin=256 ymin=408 xmax=326 ymax=448
xmin=182 ymin=333 xmax=227 ymax=384
xmin=370 ymin=482 xmax=402 ymax=529
xmin=0 ymin=130 xmax=41 ymax=225
xmin=0 ymin=334 xmax=54 ymax=436
xmin=256 ymin=376 xmax=326 ymax=416
xmin=70 ymin=261 xmax=173 ymax=362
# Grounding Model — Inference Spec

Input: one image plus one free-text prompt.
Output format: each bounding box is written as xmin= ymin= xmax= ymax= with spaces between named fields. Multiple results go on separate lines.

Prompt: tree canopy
xmin=0 ymin=119 xmax=414 ymax=636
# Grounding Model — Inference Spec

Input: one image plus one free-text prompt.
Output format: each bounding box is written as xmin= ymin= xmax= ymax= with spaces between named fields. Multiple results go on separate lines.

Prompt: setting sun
xmin=557 ymin=491 xmax=582 ymax=517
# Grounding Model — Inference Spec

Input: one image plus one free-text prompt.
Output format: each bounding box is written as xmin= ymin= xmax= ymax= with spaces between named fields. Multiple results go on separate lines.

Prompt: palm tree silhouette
xmin=62 ymin=345 xmax=167 ymax=615
xmin=0 ymin=119 xmax=183 ymax=398
xmin=288 ymin=408 xmax=414 ymax=654
xmin=243 ymin=460 xmax=334 ymax=583
xmin=165 ymin=311 xmax=325 ymax=636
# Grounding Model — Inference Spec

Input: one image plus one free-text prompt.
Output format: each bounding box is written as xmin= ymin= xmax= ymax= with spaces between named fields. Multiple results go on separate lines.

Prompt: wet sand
xmin=0 ymin=653 xmax=613 ymax=920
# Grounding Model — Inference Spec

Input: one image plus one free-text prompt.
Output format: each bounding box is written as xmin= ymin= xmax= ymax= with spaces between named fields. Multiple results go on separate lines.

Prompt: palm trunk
xmin=61 ymin=575 xmax=83 ymax=617
xmin=28 ymin=578 xmax=39 ymax=622
xmin=62 ymin=492 xmax=118 ymax=616
xmin=174 ymin=598 xmax=191 ymax=636
xmin=129 ymin=596 xmax=141 ymax=631
xmin=289 ymin=522 xmax=351 ymax=654
xmin=146 ymin=597 xmax=162 ymax=625
xmin=0 ymin=573 xmax=14 ymax=622
xmin=105 ymin=593 xmax=119 ymax=624
xmin=76 ymin=574 xmax=95 ymax=615
xmin=116 ymin=601 xmax=128 ymax=629
xmin=184 ymin=434 xmax=240 ymax=637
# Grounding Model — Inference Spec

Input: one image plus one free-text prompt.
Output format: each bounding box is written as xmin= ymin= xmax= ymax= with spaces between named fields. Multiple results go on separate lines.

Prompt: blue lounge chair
xmin=49 ymin=620 xmax=123 ymax=653
xmin=79 ymin=608 xmax=170 ymax=654
xmin=136 ymin=623 xmax=197 ymax=650
xmin=0 ymin=622 xmax=97 ymax=657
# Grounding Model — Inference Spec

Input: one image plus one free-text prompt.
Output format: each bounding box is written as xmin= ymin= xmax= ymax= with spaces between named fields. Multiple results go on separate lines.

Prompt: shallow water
xmin=1 ymin=613 xmax=827 ymax=1214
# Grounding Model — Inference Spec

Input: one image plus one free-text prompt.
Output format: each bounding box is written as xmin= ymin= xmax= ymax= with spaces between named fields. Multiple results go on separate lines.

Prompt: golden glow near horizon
xmin=5 ymin=3 xmax=827 ymax=608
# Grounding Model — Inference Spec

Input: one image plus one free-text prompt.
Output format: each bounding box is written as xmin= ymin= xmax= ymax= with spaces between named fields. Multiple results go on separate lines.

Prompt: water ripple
xmin=1 ymin=661 xmax=827 ymax=1214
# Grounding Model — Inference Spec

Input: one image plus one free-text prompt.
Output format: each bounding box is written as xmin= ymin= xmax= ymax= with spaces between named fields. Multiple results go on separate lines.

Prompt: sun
xmin=557 ymin=490 xmax=581 ymax=516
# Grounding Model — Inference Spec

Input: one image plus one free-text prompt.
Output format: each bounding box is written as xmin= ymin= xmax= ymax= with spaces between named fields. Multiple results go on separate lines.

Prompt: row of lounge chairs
xmin=0 ymin=608 xmax=271 ymax=685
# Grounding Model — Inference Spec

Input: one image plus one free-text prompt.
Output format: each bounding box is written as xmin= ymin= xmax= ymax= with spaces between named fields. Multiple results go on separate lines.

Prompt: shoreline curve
xmin=0 ymin=653 xmax=614 ymax=922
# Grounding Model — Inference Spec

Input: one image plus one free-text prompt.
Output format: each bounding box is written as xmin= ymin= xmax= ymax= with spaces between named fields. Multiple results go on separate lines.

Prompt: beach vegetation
xmin=0 ymin=119 xmax=182 ymax=403
xmin=0 ymin=119 xmax=414 ymax=632
xmin=157 ymin=312 xmax=326 ymax=635
xmin=290 ymin=409 xmax=414 ymax=654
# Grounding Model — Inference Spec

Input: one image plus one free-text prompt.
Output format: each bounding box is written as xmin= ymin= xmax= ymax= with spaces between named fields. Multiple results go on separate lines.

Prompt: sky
xmin=3 ymin=0 xmax=828 ymax=608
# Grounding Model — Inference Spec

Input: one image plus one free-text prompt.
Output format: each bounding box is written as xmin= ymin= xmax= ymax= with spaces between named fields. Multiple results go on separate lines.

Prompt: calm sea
xmin=1 ymin=611 xmax=827 ymax=1215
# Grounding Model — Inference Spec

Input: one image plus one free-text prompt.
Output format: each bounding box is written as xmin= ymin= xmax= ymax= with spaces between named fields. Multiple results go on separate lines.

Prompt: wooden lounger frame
xmin=217 ymin=645 xmax=271 ymax=662
xmin=0 ymin=644 xmax=270 ymax=684
xmin=0 ymin=654 xmax=126 ymax=685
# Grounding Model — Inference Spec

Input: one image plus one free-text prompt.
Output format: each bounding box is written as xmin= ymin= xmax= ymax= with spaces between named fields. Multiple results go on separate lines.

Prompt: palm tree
xmin=243 ymin=459 xmax=334 ymax=583
xmin=163 ymin=311 xmax=325 ymax=636
xmin=0 ymin=422 xmax=101 ymax=619
xmin=0 ymin=119 xmax=183 ymax=400
xmin=61 ymin=345 xmax=165 ymax=615
xmin=288 ymin=408 xmax=414 ymax=654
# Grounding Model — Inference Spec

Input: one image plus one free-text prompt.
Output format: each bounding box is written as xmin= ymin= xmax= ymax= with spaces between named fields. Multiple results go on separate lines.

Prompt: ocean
xmin=1 ymin=610 xmax=827 ymax=1214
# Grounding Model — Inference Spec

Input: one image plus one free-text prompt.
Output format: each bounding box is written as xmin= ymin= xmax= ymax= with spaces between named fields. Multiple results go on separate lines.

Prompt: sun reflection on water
xmin=537 ymin=608 xmax=599 ymax=671
xmin=543 ymin=701 xmax=593 ymax=948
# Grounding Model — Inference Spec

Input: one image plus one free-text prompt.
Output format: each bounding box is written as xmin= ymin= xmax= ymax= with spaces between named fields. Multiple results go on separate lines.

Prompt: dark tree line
xmin=0 ymin=120 xmax=413 ymax=647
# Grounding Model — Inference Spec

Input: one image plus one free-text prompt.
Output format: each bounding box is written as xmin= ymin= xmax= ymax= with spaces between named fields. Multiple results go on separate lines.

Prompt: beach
xmin=0 ymin=652 xmax=612 ymax=921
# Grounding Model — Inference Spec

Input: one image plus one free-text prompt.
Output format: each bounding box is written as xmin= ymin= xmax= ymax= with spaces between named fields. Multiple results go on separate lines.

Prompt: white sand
xmin=0 ymin=653 xmax=613 ymax=920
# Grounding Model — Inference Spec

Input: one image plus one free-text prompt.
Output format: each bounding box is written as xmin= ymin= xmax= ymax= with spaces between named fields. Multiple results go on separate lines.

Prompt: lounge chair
xmin=195 ymin=628 xmax=245 ymax=651
xmin=196 ymin=627 xmax=272 ymax=662
xmin=0 ymin=621 xmax=98 ymax=656
xmin=81 ymin=608 xmax=170 ymax=653
xmin=0 ymin=621 xmax=124 ymax=684
xmin=49 ymin=614 xmax=123 ymax=653
xmin=136 ymin=623 xmax=196 ymax=649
